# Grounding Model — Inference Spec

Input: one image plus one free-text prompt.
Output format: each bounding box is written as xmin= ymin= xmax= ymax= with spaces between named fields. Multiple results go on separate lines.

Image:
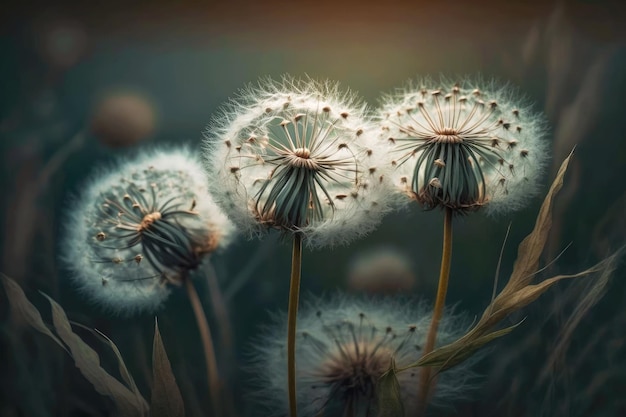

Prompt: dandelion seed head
xmin=378 ymin=77 xmax=549 ymax=215
xmin=62 ymin=148 xmax=235 ymax=315
xmin=204 ymin=76 xmax=394 ymax=248
xmin=251 ymin=295 xmax=478 ymax=416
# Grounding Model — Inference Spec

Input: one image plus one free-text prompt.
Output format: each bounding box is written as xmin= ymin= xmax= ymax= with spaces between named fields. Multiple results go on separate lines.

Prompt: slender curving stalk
xmin=204 ymin=261 xmax=238 ymax=417
xmin=184 ymin=276 xmax=221 ymax=417
xmin=287 ymin=232 xmax=304 ymax=417
xmin=204 ymin=261 xmax=234 ymax=356
xmin=417 ymin=207 xmax=454 ymax=415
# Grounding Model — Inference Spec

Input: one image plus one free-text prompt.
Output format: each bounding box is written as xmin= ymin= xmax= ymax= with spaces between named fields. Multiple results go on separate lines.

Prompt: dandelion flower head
xmin=251 ymin=295 xmax=477 ymax=417
xmin=204 ymin=77 xmax=393 ymax=247
xmin=62 ymin=148 xmax=235 ymax=314
xmin=378 ymin=77 xmax=549 ymax=215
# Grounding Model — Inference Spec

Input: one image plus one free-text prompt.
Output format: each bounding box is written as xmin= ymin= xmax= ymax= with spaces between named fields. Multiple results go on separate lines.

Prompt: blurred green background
xmin=1 ymin=1 xmax=625 ymax=416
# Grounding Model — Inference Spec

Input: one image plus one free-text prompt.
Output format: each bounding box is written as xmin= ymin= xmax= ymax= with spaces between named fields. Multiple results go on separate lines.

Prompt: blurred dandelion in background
xmin=90 ymin=90 xmax=158 ymax=149
xmin=251 ymin=295 xmax=477 ymax=417
xmin=62 ymin=147 xmax=234 ymax=314
xmin=33 ymin=17 xmax=88 ymax=71
xmin=346 ymin=246 xmax=416 ymax=294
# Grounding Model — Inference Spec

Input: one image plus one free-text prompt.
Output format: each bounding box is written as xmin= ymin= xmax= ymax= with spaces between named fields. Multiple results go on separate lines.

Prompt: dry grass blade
xmin=412 ymin=322 xmax=522 ymax=371
xmin=71 ymin=321 xmax=143 ymax=402
xmin=399 ymin=150 xmax=620 ymax=373
xmin=40 ymin=293 xmax=149 ymax=417
xmin=376 ymin=358 xmax=404 ymax=417
xmin=95 ymin=328 xmax=143 ymax=401
xmin=502 ymin=149 xmax=573 ymax=297
xmin=521 ymin=20 xmax=542 ymax=68
xmin=494 ymin=267 xmax=608 ymax=314
xmin=151 ymin=318 xmax=185 ymax=417
xmin=413 ymin=249 xmax=621 ymax=373
xmin=538 ymin=244 xmax=625 ymax=383
xmin=552 ymin=49 xmax=614 ymax=167
xmin=0 ymin=273 xmax=67 ymax=353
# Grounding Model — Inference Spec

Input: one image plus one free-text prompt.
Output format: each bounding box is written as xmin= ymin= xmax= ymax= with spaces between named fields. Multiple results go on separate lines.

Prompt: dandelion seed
xmin=62 ymin=148 xmax=235 ymax=315
xmin=251 ymin=295 xmax=478 ymax=417
xmin=377 ymin=77 xmax=549 ymax=215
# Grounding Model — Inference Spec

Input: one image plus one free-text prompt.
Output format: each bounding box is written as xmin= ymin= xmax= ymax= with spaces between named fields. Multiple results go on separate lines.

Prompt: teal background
xmin=1 ymin=1 xmax=625 ymax=416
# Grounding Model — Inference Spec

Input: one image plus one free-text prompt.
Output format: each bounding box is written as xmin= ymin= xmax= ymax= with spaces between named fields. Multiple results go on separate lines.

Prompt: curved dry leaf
xmin=377 ymin=358 xmax=404 ymax=417
xmin=401 ymin=150 xmax=620 ymax=374
xmin=0 ymin=273 xmax=67 ymax=353
xmin=406 ymin=322 xmax=521 ymax=372
xmin=151 ymin=318 xmax=184 ymax=417
xmin=414 ymin=249 xmax=621 ymax=374
xmin=95 ymin=328 xmax=143 ymax=400
xmin=71 ymin=321 xmax=144 ymax=403
xmin=41 ymin=293 xmax=148 ymax=417
xmin=502 ymin=149 xmax=573 ymax=297
xmin=538 ymin=245 xmax=624 ymax=383
xmin=495 ymin=269 xmax=604 ymax=314
xmin=591 ymin=192 xmax=626 ymax=258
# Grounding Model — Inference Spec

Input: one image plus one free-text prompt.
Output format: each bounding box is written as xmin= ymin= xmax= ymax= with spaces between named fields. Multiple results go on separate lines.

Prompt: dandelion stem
xmin=205 ymin=261 xmax=234 ymax=357
xmin=288 ymin=232 xmax=303 ymax=417
xmin=38 ymin=130 xmax=85 ymax=191
xmin=204 ymin=261 xmax=238 ymax=417
xmin=184 ymin=276 xmax=221 ymax=417
xmin=417 ymin=207 xmax=453 ymax=415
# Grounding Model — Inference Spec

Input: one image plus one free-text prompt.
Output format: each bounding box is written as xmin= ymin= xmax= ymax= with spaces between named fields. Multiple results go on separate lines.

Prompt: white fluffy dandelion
xmin=378 ymin=77 xmax=549 ymax=215
xmin=252 ymin=295 xmax=478 ymax=417
xmin=376 ymin=77 xmax=550 ymax=411
xmin=204 ymin=76 xmax=395 ymax=417
xmin=62 ymin=147 xmax=235 ymax=315
xmin=204 ymin=76 xmax=393 ymax=248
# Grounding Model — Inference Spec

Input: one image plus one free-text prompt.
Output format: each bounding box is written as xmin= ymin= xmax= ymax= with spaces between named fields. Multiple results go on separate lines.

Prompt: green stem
xmin=287 ymin=233 xmax=303 ymax=417
xmin=184 ymin=276 xmax=221 ymax=417
xmin=417 ymin=207 xmax=453 ymax=415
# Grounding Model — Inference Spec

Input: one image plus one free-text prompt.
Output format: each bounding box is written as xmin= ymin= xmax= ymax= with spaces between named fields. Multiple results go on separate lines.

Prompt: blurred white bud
xmin=35 ymin=18 xmax=88 ymax=70
xmin=347 ymin=246 xmax=416 ymax=294
xmin=90 ymin=91 xmax=157 ymax=148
